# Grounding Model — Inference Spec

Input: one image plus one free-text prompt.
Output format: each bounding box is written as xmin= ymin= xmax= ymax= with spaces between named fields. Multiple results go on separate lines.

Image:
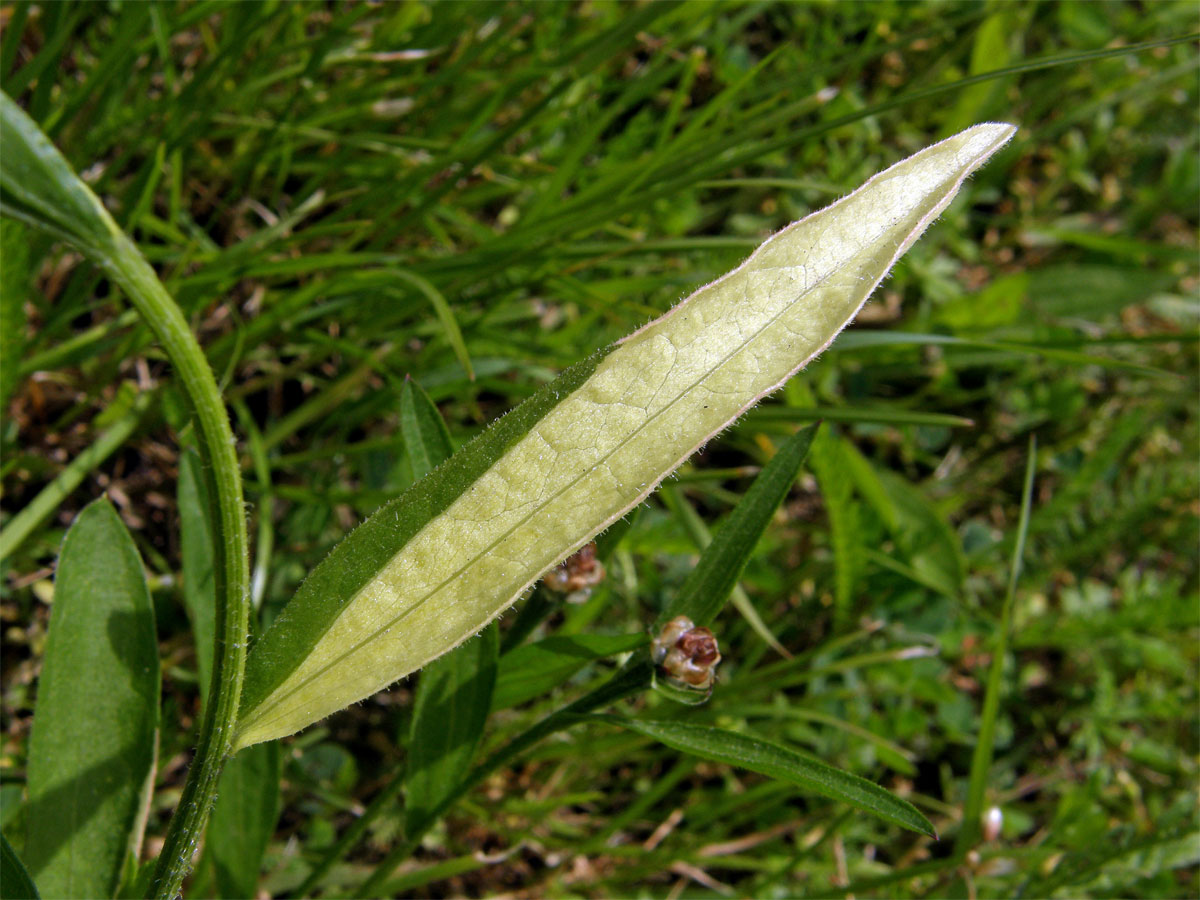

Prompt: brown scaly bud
xmin=652 ymin=615 xmax=721 ymax=691
xmin=543 ymin=542 xmax=605 ymax=597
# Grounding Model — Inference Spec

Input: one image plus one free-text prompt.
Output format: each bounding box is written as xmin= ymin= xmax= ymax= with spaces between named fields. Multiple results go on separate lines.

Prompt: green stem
xmin=1 ymin=91 xmax=248 ymax=898
xmin=97 ymin=235 xmax=250 ymax=900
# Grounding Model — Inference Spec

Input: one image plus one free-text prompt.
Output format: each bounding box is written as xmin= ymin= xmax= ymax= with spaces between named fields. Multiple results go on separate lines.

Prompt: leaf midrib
xmin=238 ymin=251 xmax=858 ymax=737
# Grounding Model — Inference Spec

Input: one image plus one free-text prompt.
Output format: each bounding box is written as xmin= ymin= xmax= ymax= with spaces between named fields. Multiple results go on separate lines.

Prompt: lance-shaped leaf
xmin=206 ymin=743 xmax=280 ymax=900
xmin=25 ymin=498 xmax=159 ymax=899
xmin=234 ymin=123 xmax=1016 ymax=749
xmin=586 ymin=716 xmax=936 ymax=837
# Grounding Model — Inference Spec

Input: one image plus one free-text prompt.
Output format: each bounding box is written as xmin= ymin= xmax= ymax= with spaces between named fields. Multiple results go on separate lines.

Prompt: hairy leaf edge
xmin=235 ymin=123 xmax=1016 ymax=748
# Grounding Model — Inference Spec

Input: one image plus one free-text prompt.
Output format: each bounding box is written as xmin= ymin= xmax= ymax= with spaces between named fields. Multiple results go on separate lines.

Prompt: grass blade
xmin=392 ymin=271 xmax=475 ymax=382
xmin=590 ymin=715 xmax=936 ymax=838
xmin=659 ymin=483 xmax=792 ymax=659
xmin=0 ymin=218 xmax=29 ymax=410
xmin=956 ymin=435 xmax=1037 ymax=853
xmin=808 ymin=428 xmax=864 ymax=629
xmin=491 ymin=633 xmax=647 ymax=711
xmin=663 ymin=424 xmax=817 ymax=629
xmin=25 ymin=499 xmax=159 ymax=899
xmin=0 ymin=389 xmax=153 ymax=562
xmin=399 ymin=375 xmax=454 ymax=480
xmin=747 ymin=406 xmax=975 ymax=429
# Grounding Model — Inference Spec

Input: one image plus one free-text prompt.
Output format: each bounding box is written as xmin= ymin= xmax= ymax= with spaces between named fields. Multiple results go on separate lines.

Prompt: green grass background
xmin=1 ymin=2 xmax=1196 ymax=897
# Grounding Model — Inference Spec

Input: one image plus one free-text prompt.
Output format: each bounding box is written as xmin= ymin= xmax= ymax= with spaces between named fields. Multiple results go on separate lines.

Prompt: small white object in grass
xmin=983 ymin=805 xmax=1003 ymax=842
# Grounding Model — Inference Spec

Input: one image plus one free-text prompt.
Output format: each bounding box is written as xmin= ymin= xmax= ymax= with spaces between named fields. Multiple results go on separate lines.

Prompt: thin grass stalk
xmin=956 ymin=436 xmax=1037 ymax=854
xmin=0 ymin=390 xmax=154 ymax=558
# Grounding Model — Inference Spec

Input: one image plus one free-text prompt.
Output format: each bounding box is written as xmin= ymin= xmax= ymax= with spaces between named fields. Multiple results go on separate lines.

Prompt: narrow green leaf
xmin=0 ymin=389 xmax=153 ymax=562
xmin=405 ymin=625 xmax=498 ymax=835
xmin=946 ymin=10 xmax=1015 ymax=133
xmin=839 ymin=440 xmax=900 ymax=532
xmin=25 ymin=498 xmax=160 ymax=900
xmin=1 ymin=834 xmax=39 ymax=900
xmin=235 ymin=124 xmax=1016 ymax=749
xmin=590 ymin=716 xmax=936 ymax=837
xmin=956 ymin=436 xmax=1036 ymax=854
xmin=3 ymin=72 xmax=248 ymax=900
xmin=498 ymin=590 xmax=556 ymax=656
xmin=873 ymin=468 xmax=965 ymax=599
xmin=375 ymin=853 xmax=488 ymax=897
xmin=206 ymin=743 xmax=280 ymax=900
xmin=659 ymin=484 xmax=791 ymax=659
xmin=392 ymin=270 xmax=475 ymax=382
xmin=491 ymin=633 xmax=647 ymax=711
xmin=0 ymin=218 xmax=29 ymax=410
xmin=663 ymin=424 xmax=817 ymax=629
xmin=742 ymin=705 xmax=918 ymax=777
xmin=834 ymin=330 xmax=1169 ymax=376
xmin=399 ymin=376 xmax=454 ymax=481
xmin=178 ymin=449 xmax=215 ymax=705
xmin=1024 ymin=263 xmax=1177 ymax=321
xmin=1019 ymin=814 xmax=1199 ymax=898
xmin=809 ymin=428 xmax=863 ymax=628
xmin=747 ymin=405 xmax=974 ymax=429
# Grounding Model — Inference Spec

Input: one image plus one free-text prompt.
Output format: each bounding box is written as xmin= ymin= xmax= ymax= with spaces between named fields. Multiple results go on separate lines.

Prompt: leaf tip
xmin=960 ymin=122 xmax=1018 ymax=159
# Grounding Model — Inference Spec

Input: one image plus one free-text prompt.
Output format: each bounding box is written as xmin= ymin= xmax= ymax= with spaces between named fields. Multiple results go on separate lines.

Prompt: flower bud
xmin=543 ymin=542 xmax=605 ymax=598
xmin=652 ymin=616 xmax=721 ymax=691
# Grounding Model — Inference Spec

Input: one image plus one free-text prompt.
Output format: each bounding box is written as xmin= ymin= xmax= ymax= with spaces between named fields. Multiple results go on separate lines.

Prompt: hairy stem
xmin=98 ymin=236 xmax=250 ymax=900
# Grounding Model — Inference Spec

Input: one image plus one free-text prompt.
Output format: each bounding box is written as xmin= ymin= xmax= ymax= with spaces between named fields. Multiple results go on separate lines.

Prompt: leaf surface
xmin=405 ymin=622 xmax=498 ymax=835
xmin=0 ymin=219 xmax=29 ymax=411
xmin=235 ymin=123 xmax=1016 ymax=749
xmin=1 ymin=834 xmax=39 ymax=900
xmin=178 ymin=448 xmax=216 ymax=704
xmin=492 ymin=633 xmax=647 ymax=711
xmin=25 ymin=499 xmax=159 ymax=899
xmin=0 ymin=91 xmax=116 ymax=253
xmin=400 ymin=375 xmax=454 ymax=480
xmin=591 ymin=716 xmax=936 ymax=837
xmin=207 ymin=743 xmax=280 ymax=900
xmin=402 ymin=381 xmax=499 ymax=834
